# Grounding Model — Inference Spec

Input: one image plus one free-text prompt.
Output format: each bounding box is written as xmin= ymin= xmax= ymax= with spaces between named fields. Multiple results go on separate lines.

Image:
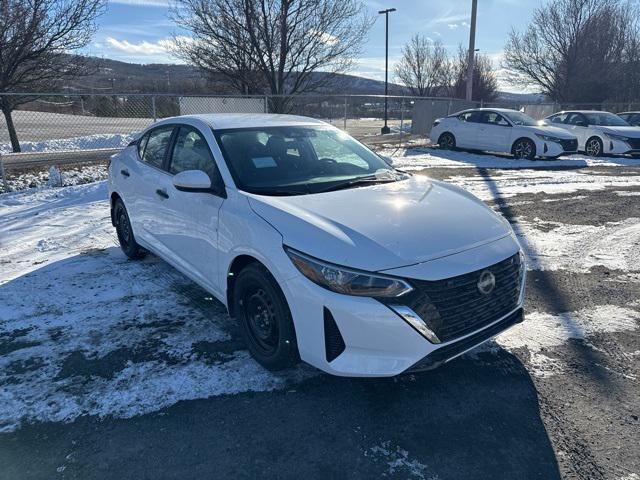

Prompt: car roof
xmin=457 ymin=107 xmax=521 ymax=114
xmin=172 ymin=113 xmax=328 ymax=130
xmin=619 ymin=111 xmax=640 ymax=115
xmin=553 ymin=110 xmax=611 ymax=114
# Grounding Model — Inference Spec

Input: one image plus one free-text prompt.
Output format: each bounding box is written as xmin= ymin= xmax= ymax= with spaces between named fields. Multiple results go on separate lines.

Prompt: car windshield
xmin=584 ymin=112 xmax=629 ymax=126
xmin=214 ymin=126 xmax=405 ymax=195
xmin=502 ymin=111 xmax=537 ymax=126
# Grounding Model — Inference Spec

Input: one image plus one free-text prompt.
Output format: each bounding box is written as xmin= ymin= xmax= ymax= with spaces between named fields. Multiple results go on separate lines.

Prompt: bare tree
xmin=394 ymin=35 xmax=450 ymax=97
xmin=0 ymin=0 xmax=105 ymax=152
xmin=172 ymin=0 xmax=373 ymax=112
xmin=503 ymin=0 xmax=639 ymax=102
xmin=451 ymin=46 xmax=498 ymax=102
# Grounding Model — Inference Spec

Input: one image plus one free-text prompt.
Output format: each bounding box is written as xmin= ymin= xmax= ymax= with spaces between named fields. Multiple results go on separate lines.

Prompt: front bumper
xmin=538 ymin=139 xmax=578 ymax=158
xmin=602 ymin=137 xmax=640 ymax=155
xmin=281 ymin=243 xmax=526 ymax=377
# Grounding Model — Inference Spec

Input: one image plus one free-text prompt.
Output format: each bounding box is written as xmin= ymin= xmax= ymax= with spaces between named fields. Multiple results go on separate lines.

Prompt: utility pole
xmin=379 ymin=7 xmax=396 ymax=134
xmin=466 ymin=0 xmax=478 ymax=101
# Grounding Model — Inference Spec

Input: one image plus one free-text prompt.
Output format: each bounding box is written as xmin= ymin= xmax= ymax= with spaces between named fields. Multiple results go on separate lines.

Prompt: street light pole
xmin=379 ymin=7 xmax=396 ymax=134
xmin=466 ymin=0 xmax=478 ymax=101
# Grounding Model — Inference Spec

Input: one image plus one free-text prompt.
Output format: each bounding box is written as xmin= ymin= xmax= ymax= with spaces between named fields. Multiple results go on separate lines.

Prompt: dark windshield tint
xmin=214 ymin=126 xmax=398 ymax=195
xmin=584 ymin=112 xmax=629 ymax=126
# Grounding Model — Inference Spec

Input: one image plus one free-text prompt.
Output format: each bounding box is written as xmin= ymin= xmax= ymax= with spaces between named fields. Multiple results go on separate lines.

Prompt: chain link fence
xmin=2 ymin=92 xmax=640 ymax=191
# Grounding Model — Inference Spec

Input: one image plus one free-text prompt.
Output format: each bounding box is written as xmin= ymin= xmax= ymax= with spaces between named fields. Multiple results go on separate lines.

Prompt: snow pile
xmin=1 ymin=164 xmax=108 ymax=193
xmin=0 ymin=133 xmax=133 ymax=154
xmin=47 ymin=165 xmax=63 ymax=187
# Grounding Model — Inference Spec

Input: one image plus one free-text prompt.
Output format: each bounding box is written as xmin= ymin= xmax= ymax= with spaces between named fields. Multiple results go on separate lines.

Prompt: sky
xmin=87 ymin=0 xmax=547 ymax=92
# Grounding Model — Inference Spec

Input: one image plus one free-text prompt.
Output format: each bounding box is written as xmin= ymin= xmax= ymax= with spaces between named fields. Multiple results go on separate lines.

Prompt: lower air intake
xmin=324 ymin=307 xmax=345 ymax=362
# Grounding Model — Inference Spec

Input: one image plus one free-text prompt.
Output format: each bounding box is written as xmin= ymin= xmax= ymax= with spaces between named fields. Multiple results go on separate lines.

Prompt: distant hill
xmin=59 ymin=56 xmax=542 ymax=100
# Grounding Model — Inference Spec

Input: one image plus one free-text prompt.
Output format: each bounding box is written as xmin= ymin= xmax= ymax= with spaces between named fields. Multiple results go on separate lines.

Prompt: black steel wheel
xmin=234 ymin=263 xmax=299 ymax=370
xmin=114 ymin=199 xmax=145 ymax=259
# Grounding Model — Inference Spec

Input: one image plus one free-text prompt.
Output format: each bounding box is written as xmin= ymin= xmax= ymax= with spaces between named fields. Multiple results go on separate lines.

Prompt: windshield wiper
xmin=315 ymin=174 xmax=400 ymax=193
xmin=246 ymin=187 xmax=310 ymax=196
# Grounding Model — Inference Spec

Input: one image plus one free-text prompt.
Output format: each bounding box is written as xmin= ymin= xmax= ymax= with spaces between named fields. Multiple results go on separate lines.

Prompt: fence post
xmin=0 ymin=153 xmax=8 ymax=193
xmin=480 ymin=98 xmax=484 ymax=108
xmin=151 ymin=96 xmax=157 ymax=122
xmin=343 ymin=96 xmax=348 ymax=131
xmin=399 ymin=97 xmax=405 ymax=149
xmin=447 ymin=100 xmax=452 ymax=115
xmin=264 ymin=96 xmax=268 ymax=113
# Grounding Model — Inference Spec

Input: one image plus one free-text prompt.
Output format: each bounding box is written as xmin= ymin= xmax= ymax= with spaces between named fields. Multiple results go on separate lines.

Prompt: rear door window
xmin=141 ymin=126 xmax=174 ymax=169
xmin=458 ymin=111 xmax=481 ymax=123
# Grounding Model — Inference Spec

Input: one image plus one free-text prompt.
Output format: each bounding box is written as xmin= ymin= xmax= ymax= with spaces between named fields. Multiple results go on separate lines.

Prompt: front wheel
xmin=114 ymin=199 xmax=145 ymax=260
xmin=234 ymin=263 xmax=299 ymax=371
xmin=512 ymin=138 xmax=536 ymax=160
xmin=438 ymin=132 xmax=456 ymax=150
xmin=585 ymin=137 xmax=603 ymax=157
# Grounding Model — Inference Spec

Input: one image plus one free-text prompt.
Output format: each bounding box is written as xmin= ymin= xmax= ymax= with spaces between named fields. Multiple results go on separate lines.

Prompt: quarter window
xmin=141 ymin=126 xmax=174 ymax=169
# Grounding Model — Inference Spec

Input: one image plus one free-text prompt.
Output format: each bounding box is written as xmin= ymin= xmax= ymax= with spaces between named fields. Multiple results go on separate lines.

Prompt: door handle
xmin=120 ymin=169 xmax=130 ymax=177
xmin=155 ymin=189 xmax=169 ymax=199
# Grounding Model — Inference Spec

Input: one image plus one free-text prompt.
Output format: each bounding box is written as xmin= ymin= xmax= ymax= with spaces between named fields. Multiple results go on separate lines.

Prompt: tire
xmin=234 ymin=263 xmax=299 ymax=371
xmin=438 ymin=132 xmax=456 ymax=150
xmin=114 ymin=199 xmax=146 ymax=260
xmin=585 ymin=136 xmax=603 ymax=157
xmin=512 ymin=138 xmax=536 ymax=160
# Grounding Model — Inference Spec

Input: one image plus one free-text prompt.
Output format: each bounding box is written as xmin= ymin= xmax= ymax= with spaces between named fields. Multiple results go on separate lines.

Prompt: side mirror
xmin=173 ymin=170 xmax=212 ymax=192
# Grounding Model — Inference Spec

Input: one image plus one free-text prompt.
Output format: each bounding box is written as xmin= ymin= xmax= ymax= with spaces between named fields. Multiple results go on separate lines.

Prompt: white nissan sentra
xmin=430 ymin=108 xmax=578 ymax=159
xmin=108 ymin=114 xmax=526 ymax=377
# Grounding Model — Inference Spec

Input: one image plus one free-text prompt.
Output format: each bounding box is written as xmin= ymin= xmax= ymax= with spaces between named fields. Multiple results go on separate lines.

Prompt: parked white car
xmin=543 ymin=110 xmax=640 ymax=157
xmin=108 ymin=114 xmax=526 ymax=377
xmin=430 ymin=108 xmax=578 ymax=159
xmin=617 ymin=111 xmax=640 ymax=127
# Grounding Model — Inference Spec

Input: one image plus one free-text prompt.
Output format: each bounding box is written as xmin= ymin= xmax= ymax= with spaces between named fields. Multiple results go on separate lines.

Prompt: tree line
xmin=504 ymin=0 xmax=640 ymax=103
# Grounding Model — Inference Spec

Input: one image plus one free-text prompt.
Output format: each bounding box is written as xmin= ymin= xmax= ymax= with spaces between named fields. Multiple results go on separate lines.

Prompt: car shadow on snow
xmin=0 ymin=248 xmax=560 ymax=479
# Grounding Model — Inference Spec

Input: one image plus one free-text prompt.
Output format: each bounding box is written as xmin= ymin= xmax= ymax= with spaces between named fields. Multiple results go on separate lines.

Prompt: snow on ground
xmin=0 ymin=133 xmax=133 ymax=154
xmin=388 ymin=146 xmax=640 ymax=170
xmin=366 ymin=441 xmax=439 ymax=480
xmin=514 ymin=217 xmax=640 ymax=273
xmin=0 ymin=182 xmax=312 ymax=432
xmin=494 ymin=306 xmax=640 ymax=377
xmin=1 ymin=146 xmax=639 ymax=431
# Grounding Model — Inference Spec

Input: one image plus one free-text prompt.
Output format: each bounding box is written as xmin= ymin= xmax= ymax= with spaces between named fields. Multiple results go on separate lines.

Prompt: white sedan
xmin=430 ymin=108 xmax=578 ymax=159
xmin=544 ymin=110 xmax=640 ymax=157
xmin=108 ymin=114 xmax=525 ymax=377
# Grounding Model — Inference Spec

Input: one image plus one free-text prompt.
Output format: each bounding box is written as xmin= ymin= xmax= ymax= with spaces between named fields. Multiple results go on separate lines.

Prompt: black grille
xmin=324 ymin=307 xmax=345 ymax=362
xmin=560 ymin=139 xmax=578 ymax=152
xmin=626 ymin=138 xmax=640 ymax=150
xmin=406 ymin=308 xmax=524 ymax=372
xmin=394 ymin=253 xmax=523 ymax=343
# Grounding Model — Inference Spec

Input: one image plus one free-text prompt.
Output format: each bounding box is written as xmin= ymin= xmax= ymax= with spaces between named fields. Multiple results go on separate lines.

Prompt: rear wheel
xmin=234 ymin=263 xmax=299 ymax=371
xmin=438 ymin=132 xmax=456 ymax=150
xmin=114 ymin=199 xmax=145 ymax=260
xmin=585 ymin=136 xmax=603 ymax=157
xmin=512 ymin=138 xmax=536 ymax=160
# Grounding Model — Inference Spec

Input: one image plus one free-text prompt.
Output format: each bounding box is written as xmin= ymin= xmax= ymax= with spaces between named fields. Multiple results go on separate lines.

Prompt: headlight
xmin=285 ymin=247 xmax=413 ymax=297
xmin=535 ymin=133 xmax=563 ymax=142
xmin=604 ymin=132 xmax=630 ymax=142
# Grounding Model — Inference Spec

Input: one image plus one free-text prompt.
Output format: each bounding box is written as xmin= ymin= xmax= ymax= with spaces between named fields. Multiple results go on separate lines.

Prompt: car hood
xmin=246 ymin=175 xmax=512 ymax=271
xmin=599 ymin=126 xmax=640 ymax=138
xmin=524 ymin=125 xmax=577 ymax=139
